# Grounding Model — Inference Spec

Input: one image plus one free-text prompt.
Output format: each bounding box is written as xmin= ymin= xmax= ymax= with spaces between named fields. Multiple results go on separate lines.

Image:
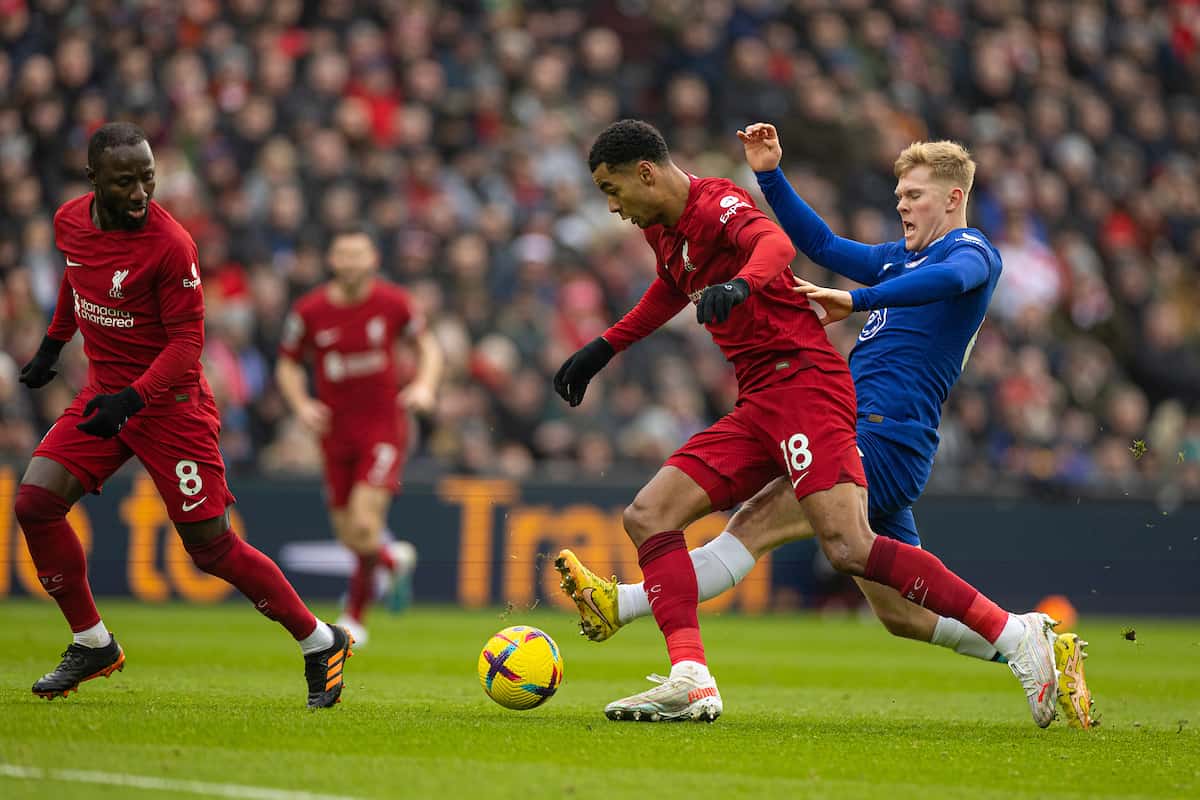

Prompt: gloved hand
xmin=696 ymin=278 xmax=750 ymax=324
xmin=76 ymin=386 xmax=145 ymax=438
xmin=553 ymin=337 xmax=615 ymax=407
xmin=19 ymin=335 xmax=67 ymax=389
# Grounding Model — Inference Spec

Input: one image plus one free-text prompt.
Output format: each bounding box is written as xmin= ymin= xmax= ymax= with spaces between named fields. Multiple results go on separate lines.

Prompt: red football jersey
xmin=49 ymin=194 xmax=210 ymax=415
xmin=609 ymin=177 xmax=848 ymax=395
xmin=279 ymin=279 xmax=421 ymax=449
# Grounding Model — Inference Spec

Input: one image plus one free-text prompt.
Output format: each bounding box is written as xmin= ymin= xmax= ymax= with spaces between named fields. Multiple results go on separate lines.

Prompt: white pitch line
xmin=0 ymin=764 xmax=362 ymax=800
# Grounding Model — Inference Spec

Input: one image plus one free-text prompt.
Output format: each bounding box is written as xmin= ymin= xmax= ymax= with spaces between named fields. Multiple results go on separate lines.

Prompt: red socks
xmin=865 ymin=535 xmax=1008 ymax=643
xmin=345 ymin=551 xmax=381 ymax=623
xmin=15 ymin=484 xmax=100 ymax=633
xmin=185 ymin=530 xmax=317 ymax=640
xmin=638 ymin=531 xmax=705 ymax=665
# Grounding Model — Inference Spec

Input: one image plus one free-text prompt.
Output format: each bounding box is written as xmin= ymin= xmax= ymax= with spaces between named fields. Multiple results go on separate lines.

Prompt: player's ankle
xmin=72 ymin=620 xmax=112 ymax=649
xmin=669 ymin=659 xmax=712 ymax=683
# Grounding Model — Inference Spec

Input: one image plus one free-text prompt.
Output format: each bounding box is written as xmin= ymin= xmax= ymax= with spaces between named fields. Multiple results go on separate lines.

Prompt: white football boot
xmin=1006 ymin=612 xmax=1060 ymax=728
xmin=335 ymin=614 xmax=369 ymax=648
xmin=604 ymin=663 xmax=722 ymax=723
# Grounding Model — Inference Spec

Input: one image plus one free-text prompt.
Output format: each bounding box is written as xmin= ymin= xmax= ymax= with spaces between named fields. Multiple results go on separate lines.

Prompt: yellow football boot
xmin=554 ymin=549 xmax=622 ymax=641
xmin=1054 ymin=632 xmax=1095 ymax=729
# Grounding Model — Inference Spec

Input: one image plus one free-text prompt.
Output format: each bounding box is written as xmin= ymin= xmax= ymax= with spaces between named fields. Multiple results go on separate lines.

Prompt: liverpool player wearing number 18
xmin=553 ymin=119 xmax=1057 ymax=725
xmin=15 ymin=122 xmax=352 ymax=708
xmin=276 ymin=226 xmax=443 ymax=647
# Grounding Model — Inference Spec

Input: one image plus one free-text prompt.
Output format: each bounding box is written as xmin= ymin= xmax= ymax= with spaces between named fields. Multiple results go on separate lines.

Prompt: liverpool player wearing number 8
xmin=554 ymin=119 xmax=1059 ymax=726
xmin=276 ymin=225 xmax=442 ymax=647
xmin=16 ymin=122 xmax=352 ymax=708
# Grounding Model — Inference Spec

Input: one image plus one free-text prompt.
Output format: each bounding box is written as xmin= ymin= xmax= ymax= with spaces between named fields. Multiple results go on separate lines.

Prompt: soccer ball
xmin=477 ymin=625 xmax=564 ymax=710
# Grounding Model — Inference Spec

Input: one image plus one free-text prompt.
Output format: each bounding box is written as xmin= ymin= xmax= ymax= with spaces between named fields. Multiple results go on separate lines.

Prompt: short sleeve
xmin=156 ymin=235 xmax=205 ymax=324
xmin=391 ymin=287 xmax=423 ymax=337
xmin=278 ymin=305 xmax=309 ymax=359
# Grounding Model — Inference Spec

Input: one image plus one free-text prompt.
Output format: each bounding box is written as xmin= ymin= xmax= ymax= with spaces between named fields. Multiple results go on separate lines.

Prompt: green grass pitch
xmin=0 ymin=600 xmax=1197 ymax=799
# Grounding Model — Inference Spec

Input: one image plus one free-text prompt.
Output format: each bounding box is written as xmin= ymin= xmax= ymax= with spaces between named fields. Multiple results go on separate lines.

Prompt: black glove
xmin=76 ymin=386 xmax=145 ymax=438
xmin=696 ymin=278 xmax=750 ymax=325
xmin=19 ymin=335 xmax=67 ymax=389
xmin=553 ymin=337 xmax=615 ymax=407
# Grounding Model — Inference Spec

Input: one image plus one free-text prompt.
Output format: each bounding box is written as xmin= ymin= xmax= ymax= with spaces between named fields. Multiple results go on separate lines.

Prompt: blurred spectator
xmin=0 ymin=0 xmax=1196 ymax=498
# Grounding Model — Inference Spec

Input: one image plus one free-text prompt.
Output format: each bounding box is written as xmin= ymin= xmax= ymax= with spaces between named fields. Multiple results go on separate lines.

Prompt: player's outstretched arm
xmin=739 ymin=123 xmax=889 ymax=286
xmin=845 ymin=245 xmax=991 ymax=312
xmin=554 ymin=277 xmax=688 ymax=407
xmin=791 ymin=278 xmax=853 ymax=327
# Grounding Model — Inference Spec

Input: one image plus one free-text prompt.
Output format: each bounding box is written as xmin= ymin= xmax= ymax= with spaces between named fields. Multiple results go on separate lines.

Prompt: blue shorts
xmin=857 ymin=415 xmax=937 ymax=547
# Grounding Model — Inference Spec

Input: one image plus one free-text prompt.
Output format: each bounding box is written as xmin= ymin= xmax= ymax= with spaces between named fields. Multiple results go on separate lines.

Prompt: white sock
xmin=619 ymin=532 xmax=757 ymax=625
xmin=73 ymin=620 xmax=111 ymax=649
xmin=617 ymin=582 xmax=649 ymax=625
xmin=992 ymin=614 xmax=1026 ymax=660
xmin=298 ymin=620 xmax=335 ymax=655
xmin=931 ymin=616 xmax=1002 ymax=662
xmin=669 ymin=659 xmax=712 ymax=683
xmin=696 ymin=532 xmax=757 ymax=595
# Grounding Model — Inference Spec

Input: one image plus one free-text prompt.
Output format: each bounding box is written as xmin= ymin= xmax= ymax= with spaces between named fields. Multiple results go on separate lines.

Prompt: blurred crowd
xmin=1 ymin=0 xmax=1198 ymax=499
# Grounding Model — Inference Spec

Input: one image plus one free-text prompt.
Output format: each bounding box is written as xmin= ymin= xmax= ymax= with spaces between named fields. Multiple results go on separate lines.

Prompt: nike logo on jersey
xmin=904 ymin=256 xmax=928 ymax=269
xmin=65 ymin=257 xmax=83 ymax=267
xmin=579 ymin=587 xmax=612 ymax=628
xmin=314 ymin=329 xmax=340 ymax=346
xmin=181 ymin=496 xmax=207 ymax=512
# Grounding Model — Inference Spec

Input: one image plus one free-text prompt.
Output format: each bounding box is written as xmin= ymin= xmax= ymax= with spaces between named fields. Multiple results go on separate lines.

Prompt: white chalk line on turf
xmin=0 ymin=764 xmax=362 ymax=800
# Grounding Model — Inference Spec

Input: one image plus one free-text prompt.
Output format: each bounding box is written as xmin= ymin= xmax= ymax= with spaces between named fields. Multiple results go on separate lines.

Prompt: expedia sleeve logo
xmin=718 ymin=194 xmax=752 ymax=224
xmin=183 ymin=262 xmax=201 ymax=289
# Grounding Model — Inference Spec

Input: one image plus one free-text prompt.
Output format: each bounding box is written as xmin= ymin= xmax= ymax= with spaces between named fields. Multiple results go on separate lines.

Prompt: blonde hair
xmin=894 ymin=141 xmax=976 ymax=194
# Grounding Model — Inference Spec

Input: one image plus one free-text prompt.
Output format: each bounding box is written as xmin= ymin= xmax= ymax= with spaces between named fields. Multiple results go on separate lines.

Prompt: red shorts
xmin=321 ymin=438 xmax=408 ymax=509
xmin=666 ymin=367 xmax=866 ymax=510
xmin=34 ymin=394 xmax=236 ymax=523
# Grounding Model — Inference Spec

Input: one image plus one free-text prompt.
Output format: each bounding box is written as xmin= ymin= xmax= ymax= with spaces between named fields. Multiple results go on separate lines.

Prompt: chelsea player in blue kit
xmin=556 ymin=124 xmax=1094 ymax=728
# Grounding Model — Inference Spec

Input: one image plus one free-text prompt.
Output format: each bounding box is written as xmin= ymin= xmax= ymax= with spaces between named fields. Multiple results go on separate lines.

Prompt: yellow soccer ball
xmin=477 ymin=625 xmax=564 ymax=710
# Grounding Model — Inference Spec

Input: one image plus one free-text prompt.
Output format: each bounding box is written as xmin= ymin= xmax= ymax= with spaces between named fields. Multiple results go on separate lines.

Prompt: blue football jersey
xmin=755 ymin=168 xmax=1003 ymax=461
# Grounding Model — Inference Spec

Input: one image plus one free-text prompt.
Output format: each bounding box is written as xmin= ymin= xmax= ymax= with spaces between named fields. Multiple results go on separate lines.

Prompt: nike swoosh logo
xmin=65 ymin=257 xmax=83 ymax=267
xmin=791 ymin=472 xmax=808 ymax=488
xmin=579 ymin=587 xmax=612 ymax=629
xmin=1037 ymin=681 xmax=1052 ymax=704
xmin=181 ymin=496 xmax=207 ymax=512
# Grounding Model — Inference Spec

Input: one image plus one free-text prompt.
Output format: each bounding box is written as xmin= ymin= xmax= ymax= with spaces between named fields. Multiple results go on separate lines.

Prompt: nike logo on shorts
xmin=65 ymin=257 xmax=83 ymax=267
xmin=791 ymin=472 xmax=808 ymax=488
xmin=181 ymin=497 xmax=207 ymax=512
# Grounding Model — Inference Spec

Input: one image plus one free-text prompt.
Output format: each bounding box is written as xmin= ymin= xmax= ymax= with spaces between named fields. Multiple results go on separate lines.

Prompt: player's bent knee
xmin=820 ymin=534 xmax=869 ymax=576
xmin=184 ymin=529 xmax=237 ymax=571
xmin=14 ymin=484 xmax=69 ymax=528
xmin=622 ymin=496 xmax=666 ymax=545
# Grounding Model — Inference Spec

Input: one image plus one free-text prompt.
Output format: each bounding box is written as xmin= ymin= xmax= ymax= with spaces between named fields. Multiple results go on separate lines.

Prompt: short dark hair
xmin=87 ymin=122 xmax=148 ymax=168
xmin=588 ymin=119 xmax=669 ymax=173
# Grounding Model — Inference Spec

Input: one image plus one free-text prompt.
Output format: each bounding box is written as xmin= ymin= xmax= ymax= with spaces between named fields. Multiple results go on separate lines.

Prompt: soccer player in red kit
xmin=276 ymin=225 xmax=442 ymax=647
xmin=553 ymin=120 xmax=1057 ymax=724
xmin=15 ymin=122 xmax=353 ymax=708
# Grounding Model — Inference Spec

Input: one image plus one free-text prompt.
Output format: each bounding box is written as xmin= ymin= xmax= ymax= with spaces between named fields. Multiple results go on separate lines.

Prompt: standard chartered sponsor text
xmin=74 ymin=291 xmax=135 ymax=328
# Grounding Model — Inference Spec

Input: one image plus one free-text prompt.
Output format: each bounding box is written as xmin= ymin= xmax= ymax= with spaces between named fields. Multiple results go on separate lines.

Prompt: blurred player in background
xmin=554 ymin=119 xmax=1061 ymax=727
xmin=558 ymin=123 xmax=1093 ymax=728
xmin=16 ymin=122 xmax=352 ymax=708
xmin=277 ymin=225 xmax=442 ymax=647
